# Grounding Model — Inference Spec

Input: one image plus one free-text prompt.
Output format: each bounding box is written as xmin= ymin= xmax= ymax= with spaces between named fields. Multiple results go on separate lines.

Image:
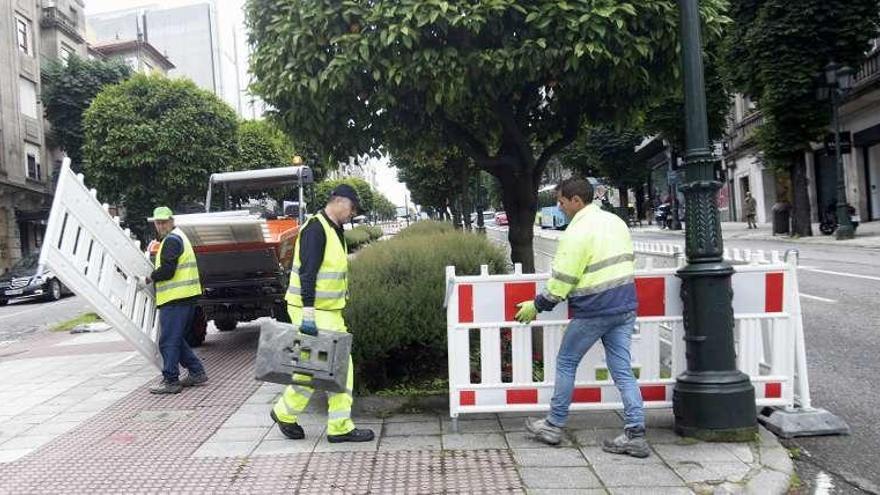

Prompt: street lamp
xmin=817 ymin=62 xmax=856 ymax=240
xmin=673 ymin=0 xmax=757 ymax=441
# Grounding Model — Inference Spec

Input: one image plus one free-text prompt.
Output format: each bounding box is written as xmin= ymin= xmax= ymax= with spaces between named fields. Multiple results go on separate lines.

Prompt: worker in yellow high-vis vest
xmin=271 ymin=184 xmax=374 ymax=443
xmin=139 ymin=206 xmax=207 ymax=395
xmin=515 ymin=178 xmax=649 ymax=458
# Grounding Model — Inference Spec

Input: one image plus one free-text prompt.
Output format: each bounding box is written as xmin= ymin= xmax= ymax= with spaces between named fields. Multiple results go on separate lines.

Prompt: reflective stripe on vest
xmin=542 ymin=204 xmax=635 ymax=302
xmin=155 ymin=228 xmax=202 ymax=306
xmin=286 ymin=214 xmax=348 ymax=310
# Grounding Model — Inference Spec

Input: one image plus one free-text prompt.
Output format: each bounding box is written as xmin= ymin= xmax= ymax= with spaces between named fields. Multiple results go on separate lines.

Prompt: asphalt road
xmin=487 ymin=226 xmax=880 ymax=494
xmin=0 ymin=295 xmax=90 ymax=348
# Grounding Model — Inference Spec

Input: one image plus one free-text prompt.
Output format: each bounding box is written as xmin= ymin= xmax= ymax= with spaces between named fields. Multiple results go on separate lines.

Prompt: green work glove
xmin=515 ymin=301 xmax=538 ymax=324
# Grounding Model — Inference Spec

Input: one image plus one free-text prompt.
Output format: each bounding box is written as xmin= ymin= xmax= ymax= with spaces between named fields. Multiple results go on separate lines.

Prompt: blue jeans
xmin=547 ymin=311 xmax=644 ymax=430
xmin=158 ymin=304 xmax=205 ymax=383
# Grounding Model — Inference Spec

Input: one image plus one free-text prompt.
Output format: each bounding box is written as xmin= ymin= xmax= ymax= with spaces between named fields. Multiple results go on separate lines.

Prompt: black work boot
xmin=180 ymin=372 xmax=208 ymax=387
xmin=602 ymin=426 xmax=650 ymax=458
xmin=149 ymin=380 xmax=182 ymax=395
xmin=270 ymin=411 xmax=305 ymax=440
xmin=328 ymin=428 xmax=375 ymax=443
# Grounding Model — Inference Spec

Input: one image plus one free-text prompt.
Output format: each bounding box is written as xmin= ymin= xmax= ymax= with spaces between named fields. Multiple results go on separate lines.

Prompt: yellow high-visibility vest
xmin=286 ymin=214 xmax=348 ymax=310
xmin=155 ymin=228 xmax=202 ymax=306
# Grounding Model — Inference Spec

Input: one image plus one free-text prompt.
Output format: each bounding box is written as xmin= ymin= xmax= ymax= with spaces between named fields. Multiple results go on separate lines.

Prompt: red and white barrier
xmin=445 ymin=255 xmax=811 ymax=425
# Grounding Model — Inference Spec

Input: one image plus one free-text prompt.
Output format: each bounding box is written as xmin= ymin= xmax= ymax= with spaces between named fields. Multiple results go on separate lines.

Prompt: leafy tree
xmin=372 ymin=193 xmax=398 ymax=221
xmin=237 ymin=119 xmax=296 ymax=171
xmin=83 ymin=74 xmax=239 ymax=240
xmin=41 ymin=55 xmax=132 ymax=169
xmin=559 ymin=126 xmax=644 ymax=208
xmin=394 ymin=154 xmax=457 ymax=219
xmin=725 ymin=0 xmax=880 ymax=236
xmin=246 ymin=0 xmax=728 ymax=271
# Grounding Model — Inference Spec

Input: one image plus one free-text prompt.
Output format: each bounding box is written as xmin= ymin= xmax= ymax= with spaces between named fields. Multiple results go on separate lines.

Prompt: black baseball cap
xmin=330 ymin=184 xmax=361 ymax=212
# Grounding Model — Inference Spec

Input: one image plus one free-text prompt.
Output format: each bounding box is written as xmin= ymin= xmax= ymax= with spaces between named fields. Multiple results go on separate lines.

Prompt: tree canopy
xmin=246 ymin=0 xmax=728 ymax=270
xmin=725 ymin=0 xmax=879 ymax=236
xmin=41 ymin=55 xmax=132 ymax=169
xmin=559 ymin=125 xmax=644 ymax=207
xmin=83 ymin=74 xmax=239 ymax=240
xmin=237 ymin=119 xmax=296 ymax=171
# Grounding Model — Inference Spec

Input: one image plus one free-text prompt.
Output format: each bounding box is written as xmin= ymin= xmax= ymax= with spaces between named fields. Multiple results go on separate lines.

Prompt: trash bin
xmin=772 ymin=202 xmax=791 ymax=235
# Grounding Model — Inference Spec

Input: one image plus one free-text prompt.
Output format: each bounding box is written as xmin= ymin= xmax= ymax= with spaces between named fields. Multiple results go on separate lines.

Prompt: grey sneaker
xmin=602 ymin=427 xmax=650 ymax=458
xmin=149 ymin=380 xmax=182 ymax=394
xmin=180 ymin=372 xmax=208 ymax=387
xmin=525 ymin=417 xmax=562 ymax=445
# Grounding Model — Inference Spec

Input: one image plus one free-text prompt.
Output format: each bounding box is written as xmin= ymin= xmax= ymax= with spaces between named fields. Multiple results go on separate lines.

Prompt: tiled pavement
xmin=0 ymin=325 xmax=793 ymax=494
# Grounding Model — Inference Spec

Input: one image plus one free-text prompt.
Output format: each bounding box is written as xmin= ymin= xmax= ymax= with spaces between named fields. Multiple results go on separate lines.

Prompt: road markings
xmin=799 ymin=293 xmax=837 ymax=304
xmin=799 ymin=267 xmax=880 ymax=282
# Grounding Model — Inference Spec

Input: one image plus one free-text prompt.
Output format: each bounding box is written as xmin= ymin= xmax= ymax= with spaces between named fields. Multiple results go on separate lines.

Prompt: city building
xmin=0 ymin=0 xmax=87 ymax=270
xmin=723 ymin=44 xmax=880 ymax=227
xmin=90 ymin=38 xmax=174 ymax=75
xmin=87 ymin=2 xmax=241 ymax=113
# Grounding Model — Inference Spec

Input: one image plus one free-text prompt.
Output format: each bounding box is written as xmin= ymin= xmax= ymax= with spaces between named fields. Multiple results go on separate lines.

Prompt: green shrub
xmin=345 ymin=229 xmax=507 ymax=391
xmin=395 ymin=220 xmax=455 ymax=239
xmin=366 ymin=225 xmax=384 ymax=240
xmin=344 ymin=227 xmax=371 ymax=252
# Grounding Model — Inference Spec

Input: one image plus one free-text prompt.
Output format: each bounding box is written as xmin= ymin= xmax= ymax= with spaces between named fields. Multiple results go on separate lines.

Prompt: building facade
xmin=87 ymin=2 xmax=241 ymax=113
xmin=90 ymin=39 xmax=174 ymax=75
xmin=0 ymin=0 xmax=86 ymax=270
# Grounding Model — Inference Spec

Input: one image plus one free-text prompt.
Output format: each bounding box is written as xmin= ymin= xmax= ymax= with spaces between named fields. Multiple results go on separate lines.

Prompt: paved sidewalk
xmin=0 ymin=325 xmax=794 ymax=494
xmin=629 ymin=220 xmax=880 ymax=249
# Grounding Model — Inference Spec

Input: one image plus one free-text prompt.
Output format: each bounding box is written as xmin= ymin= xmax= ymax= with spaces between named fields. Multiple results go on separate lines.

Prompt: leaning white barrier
xmin=39 ymin=158 xmax=161 ymax=369
xmin=444 ymin=256 xmax=819 ymax=434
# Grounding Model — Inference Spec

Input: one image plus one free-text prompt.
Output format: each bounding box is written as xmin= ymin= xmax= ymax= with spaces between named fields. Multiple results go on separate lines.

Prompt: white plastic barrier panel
xmin=446 ymin=257 xmax=809 ymax=420
xmin=39 ymin=158 xmax=161 ymax=369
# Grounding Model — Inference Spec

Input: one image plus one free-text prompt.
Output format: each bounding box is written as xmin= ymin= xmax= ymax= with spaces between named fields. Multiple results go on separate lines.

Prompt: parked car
xmin=0 ymin=252 xmax=69 ymax=305
xmin=494 ymin=211 xmax=509 ymax=226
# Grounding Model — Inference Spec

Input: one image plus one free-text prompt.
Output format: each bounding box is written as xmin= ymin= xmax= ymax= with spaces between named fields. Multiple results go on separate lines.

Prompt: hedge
xmin=345 ymin=222 xmax=507 ymax=391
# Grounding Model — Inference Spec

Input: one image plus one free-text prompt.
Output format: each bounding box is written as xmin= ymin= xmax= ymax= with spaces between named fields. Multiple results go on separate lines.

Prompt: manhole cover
xmin=134 ymin=410 xmax=193 ymax=422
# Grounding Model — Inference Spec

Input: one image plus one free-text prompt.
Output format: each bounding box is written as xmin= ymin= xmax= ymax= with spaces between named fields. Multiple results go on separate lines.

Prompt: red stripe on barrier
xmin=765 ymin=383 xmax=782 ymax=399
xmin=507 ymin=389 xmax=538 ymax=404
xmin=640 ymin=385 xmax=667 ymax=402
xmin=635 ymin=277 xmax=666 ymax=316
xmin=765 ymin=273 xmax=784 ymax=313
xmin=571 ymin=387 xmax=602 ymax=403
xmin=460 ymin=390 xmax=475 ymax=406
xmin=505 ymin=282 xmax=537 ymax=321
xmin=458 ymin=285 xmax=474 ymax=323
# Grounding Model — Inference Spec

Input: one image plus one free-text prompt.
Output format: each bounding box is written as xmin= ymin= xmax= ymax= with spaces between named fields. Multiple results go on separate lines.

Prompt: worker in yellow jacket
xmin=271 ymin=185 xmax=374 ymax=443
xmin=515 ymin=178 xmax=648 ymax=458
xmin=140 ymin=206 xmax=207 ymax=395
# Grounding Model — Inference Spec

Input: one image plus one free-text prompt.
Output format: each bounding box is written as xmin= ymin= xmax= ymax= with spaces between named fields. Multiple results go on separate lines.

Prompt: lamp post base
xmin=674 ymin=370 xmax=757 ymax=442
xmin=835 ymin=224 xmax=854 ymax=240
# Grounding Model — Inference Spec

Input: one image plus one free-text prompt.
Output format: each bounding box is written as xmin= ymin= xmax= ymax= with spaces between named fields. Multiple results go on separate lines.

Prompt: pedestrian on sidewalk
xmin=745 ymin=192 xmax=758 ymax=229
xmin=514 ymin=177 xmax=649 ymax=458
xmin=270 ymin=185 xmax=374 ymax=443
xmin=140 ymin=206 xmax=208 ymax=394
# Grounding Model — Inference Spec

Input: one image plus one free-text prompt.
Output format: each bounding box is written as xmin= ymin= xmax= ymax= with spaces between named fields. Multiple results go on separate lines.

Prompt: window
xmin=19 ymin=77 xmax=38 ymax=119
xmin=16 ymin=16 xmax=31 ymax=55
xmin=25 ymin=145 xmax=41 ymax=181
xmin=68 ymin=6 xmax=78 ymax=26
xmin=60 ymin=44 xmax=74 ymax=65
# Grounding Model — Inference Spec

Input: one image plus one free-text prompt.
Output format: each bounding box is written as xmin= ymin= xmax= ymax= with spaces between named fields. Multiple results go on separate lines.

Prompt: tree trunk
xmin=618 ymin=187 xmax=627 ymax=208
xmin=635 ymin=184 xmax=646 ymax=224
xmin=498 ymin=171 xmax=537 ymax=273
xmin=450 ymin=202 xmax=462 ymax=229
xmin=789 ymin=156 xmax=812 ymax=237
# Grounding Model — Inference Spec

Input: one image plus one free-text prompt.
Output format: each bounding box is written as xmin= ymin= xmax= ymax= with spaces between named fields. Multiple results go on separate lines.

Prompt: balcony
xmin=41 ymin=7 xmax=84 ymax=43
xmin=854 ymin=49 xmax=880 ymax=88
xmin=725 ymin=111 xmax=764 ymax=155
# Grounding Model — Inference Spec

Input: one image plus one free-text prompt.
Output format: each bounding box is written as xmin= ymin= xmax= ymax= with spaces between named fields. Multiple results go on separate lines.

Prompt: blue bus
xmin=540 ymin=206 xmax=568 ymax=230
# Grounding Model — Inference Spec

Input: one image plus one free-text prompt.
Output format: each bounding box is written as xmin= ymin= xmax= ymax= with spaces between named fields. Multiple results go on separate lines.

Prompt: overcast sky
xmin=84 ymin=0 xmax=411 ymax=207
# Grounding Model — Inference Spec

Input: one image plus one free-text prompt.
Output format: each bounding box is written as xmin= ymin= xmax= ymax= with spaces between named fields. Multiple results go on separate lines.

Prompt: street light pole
xmin=673 ymin=0 xmax=757 ymax=441
xmin=828 ymin=65 xmax=856 ymax=240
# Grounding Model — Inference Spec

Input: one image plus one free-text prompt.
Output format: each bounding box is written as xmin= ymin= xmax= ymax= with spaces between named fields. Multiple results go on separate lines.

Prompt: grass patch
xmin=375 ymin=377 xmax=449 ymax=398
xmin=52 ymin=312 xmax=102 ymax=332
